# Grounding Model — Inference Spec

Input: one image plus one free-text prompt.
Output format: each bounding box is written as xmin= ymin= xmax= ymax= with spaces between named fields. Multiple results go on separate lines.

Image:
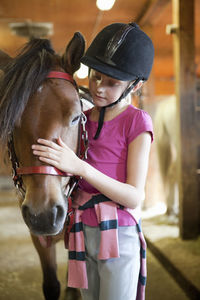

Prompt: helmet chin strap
xmin=93 ymin=78 xmax=140 ymax=140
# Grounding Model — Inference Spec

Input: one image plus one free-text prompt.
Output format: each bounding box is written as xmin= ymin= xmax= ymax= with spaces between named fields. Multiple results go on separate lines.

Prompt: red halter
xmin=16 ymin=71 xmax=77 ymax=178
xmin=47 ymin=71 xmax=75 ymax=85
xmin=16 ymin=166 xmax=73 ymax=177
xmin=8 ymin=71 xmax=88 ymax=197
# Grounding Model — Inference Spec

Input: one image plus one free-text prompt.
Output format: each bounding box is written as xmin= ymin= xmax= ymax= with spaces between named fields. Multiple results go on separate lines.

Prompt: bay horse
xmin=0 ymin=33 xmax=86 ymax=300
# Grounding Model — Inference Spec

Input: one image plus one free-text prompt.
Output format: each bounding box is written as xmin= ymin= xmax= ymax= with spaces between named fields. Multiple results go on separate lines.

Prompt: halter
xmin=7 ymin=71 xmax=88 ymax=198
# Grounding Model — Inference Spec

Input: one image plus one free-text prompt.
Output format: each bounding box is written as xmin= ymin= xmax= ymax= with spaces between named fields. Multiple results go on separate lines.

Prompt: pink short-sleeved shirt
xmin=78 ymin=105 xmax=153 ymax=226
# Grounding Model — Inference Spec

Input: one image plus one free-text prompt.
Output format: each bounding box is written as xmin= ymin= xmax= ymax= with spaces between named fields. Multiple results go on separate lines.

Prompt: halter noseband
xmin=8 ymin=71 xmax=88 ymax=198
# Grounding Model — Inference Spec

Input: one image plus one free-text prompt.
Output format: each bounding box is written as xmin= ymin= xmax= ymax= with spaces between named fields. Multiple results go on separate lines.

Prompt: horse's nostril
xmin=21 ymin=203 xmax=66 ymax=234
xmin=51 ymin=206 xmax=57 ymax=227
xmin=50 ymin=205 xmax=65 ymax=228
xmin=56 ymin=205 xmax=65 ymax=219
xmin=22 ymin=204 xmax=29 ymax=221
xmin=50 ymin=205 xmax=65 ymax=227
xmin=22 ymin=205 xmax=38 ymax=227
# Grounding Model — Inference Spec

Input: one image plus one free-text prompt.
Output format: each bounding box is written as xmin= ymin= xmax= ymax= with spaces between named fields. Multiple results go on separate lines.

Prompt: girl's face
xmin=89 ymin=69 xmax=130 ymax=107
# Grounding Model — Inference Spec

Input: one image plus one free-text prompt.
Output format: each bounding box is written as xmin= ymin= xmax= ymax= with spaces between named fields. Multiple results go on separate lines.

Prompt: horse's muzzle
xmin=22 ymin=204 xmax=67 ymax=235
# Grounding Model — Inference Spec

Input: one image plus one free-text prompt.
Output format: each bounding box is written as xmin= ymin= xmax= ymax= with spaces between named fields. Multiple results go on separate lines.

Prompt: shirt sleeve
xmin=127 ymin=110 xmax=154 ymax=144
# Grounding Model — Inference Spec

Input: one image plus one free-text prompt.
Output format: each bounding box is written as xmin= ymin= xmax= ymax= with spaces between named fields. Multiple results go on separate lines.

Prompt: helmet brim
xmin=81 ymin=56 xmax=139 ymax=82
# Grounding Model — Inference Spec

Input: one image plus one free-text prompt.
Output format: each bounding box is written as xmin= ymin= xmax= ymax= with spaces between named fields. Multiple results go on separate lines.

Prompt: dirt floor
xmin=0 ymin=181 xmax=199 ymax=300
xmin=143 ymin=214 xmax=200 ymax=300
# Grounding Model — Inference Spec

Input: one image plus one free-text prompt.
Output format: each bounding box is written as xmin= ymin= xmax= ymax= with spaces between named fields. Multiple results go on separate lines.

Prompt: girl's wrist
xmin=76 ymin=159 xmax=89 ymax=178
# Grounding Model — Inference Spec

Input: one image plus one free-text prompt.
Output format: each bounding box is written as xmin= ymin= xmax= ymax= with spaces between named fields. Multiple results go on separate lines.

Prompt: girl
xmin=32 ymin=22 xmax=154 ymax=300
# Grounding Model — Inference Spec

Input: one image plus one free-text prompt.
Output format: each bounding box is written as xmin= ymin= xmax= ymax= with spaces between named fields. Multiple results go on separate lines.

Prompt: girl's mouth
xmin=94 ymin=94 xmax=106 ymax=100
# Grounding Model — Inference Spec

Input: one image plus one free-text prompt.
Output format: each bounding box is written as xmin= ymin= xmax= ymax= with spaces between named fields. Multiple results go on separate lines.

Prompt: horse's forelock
xmin=0 ymin=38 xmax=57 ymax=145
xmin=17 ymin=38 xmax=55 ymax=57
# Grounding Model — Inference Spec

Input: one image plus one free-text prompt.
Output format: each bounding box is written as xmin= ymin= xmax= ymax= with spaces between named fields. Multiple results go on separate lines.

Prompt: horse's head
xmin=0 ymin=33 xmax=85 ymax=237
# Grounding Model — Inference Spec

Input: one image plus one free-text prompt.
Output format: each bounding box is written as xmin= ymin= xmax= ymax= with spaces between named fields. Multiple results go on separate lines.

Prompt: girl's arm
xmin=32 ymin=132 xmax=151 ymax=209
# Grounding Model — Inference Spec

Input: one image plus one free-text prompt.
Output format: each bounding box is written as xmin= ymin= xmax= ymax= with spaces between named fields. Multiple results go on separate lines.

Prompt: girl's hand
xmin=32 ymin=137 xmax=82 ymax=176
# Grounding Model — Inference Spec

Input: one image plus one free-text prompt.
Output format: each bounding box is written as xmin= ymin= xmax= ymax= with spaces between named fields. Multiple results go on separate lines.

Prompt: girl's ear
xmin=132 ymin=80 xmax=144 ymax=92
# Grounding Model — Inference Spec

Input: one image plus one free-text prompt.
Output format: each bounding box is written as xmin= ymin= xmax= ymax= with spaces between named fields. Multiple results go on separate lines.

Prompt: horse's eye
xmin=71 ymin=115 xmax=80 ymax=126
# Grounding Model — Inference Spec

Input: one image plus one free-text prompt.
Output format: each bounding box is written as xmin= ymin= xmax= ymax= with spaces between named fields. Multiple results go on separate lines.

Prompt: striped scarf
xmin=66 ymin=191 xmax=147 ymax=300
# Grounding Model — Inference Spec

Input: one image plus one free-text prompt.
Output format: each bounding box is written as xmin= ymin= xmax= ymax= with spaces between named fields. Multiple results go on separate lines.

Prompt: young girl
xmin=32 ymin=22 xmax=154 ymax=300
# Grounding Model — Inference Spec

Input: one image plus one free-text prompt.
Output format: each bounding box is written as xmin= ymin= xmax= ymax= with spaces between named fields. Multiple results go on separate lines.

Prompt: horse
xmin=0 ymin=33 xmax=86 ymax=300
xmin=154 ymin=95 xmax=179 ymax=222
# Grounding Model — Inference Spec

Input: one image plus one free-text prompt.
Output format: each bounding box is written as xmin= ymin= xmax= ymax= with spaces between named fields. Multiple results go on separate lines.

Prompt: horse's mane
xmin=0 ymin=38 xmax=56 ymax=145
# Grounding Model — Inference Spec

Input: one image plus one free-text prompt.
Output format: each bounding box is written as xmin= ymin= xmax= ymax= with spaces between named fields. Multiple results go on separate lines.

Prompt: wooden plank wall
xmin=172 ymin=0 xmax=200 ymax=238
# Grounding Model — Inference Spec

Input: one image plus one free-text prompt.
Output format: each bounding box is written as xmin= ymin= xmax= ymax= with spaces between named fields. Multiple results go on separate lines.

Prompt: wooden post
xmin=172 ymin=0 xmax=199 ymax=238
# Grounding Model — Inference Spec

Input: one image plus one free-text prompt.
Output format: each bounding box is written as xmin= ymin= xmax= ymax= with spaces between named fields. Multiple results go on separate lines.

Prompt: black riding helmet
xmin=81 ymin=22 xmax=154 ymax=139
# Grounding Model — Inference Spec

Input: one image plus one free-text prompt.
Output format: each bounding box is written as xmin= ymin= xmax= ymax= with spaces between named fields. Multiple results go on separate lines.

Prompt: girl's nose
xmin=96 ymin=79 xmax=105 ymax=91
xmin=96 ymin=85 xmax=105 ymax=95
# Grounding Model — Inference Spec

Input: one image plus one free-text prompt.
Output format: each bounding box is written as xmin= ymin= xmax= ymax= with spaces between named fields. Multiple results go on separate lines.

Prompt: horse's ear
xmin=0 ymin=50 xmax=12 ymax=71
xmin=62 ymin=32 xmax=85 ymax=75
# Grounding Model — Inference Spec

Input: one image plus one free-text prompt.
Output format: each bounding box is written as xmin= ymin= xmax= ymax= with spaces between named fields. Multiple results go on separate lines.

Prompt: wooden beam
xmin=136 ymin=0 xmax=170 ymax=26
xmin=172 ymin=0 xmax=199 ymax=239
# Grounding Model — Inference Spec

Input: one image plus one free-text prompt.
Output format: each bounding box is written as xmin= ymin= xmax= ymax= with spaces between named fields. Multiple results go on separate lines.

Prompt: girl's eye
xmin=71 ymin=115 xmax=80 ymax=126
xmin=92 ymin=75 xmax=101 ymax=81
xmin=108 ymin=80 xmax=119 ymax=87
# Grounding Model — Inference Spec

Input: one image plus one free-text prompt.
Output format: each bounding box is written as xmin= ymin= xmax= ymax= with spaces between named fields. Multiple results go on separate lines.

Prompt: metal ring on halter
xmin=80 ymin=112 xmax=89 ymax=159
xmin=81 ymin=111 xmax=87 ymax=128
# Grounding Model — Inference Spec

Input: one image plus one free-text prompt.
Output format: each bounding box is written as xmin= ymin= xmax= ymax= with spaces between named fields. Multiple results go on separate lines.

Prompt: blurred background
xmin=0 ymin=1 xmax=199 ymax=299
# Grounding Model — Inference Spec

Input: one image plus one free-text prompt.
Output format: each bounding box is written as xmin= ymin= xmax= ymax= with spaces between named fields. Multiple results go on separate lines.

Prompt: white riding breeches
xmin=80 ymin=225 xmax=140 ymax=300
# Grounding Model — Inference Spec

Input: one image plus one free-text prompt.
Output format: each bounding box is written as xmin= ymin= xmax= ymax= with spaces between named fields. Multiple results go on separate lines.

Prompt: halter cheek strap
xmin=93 ymin=78 xmax=140 ymax=140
